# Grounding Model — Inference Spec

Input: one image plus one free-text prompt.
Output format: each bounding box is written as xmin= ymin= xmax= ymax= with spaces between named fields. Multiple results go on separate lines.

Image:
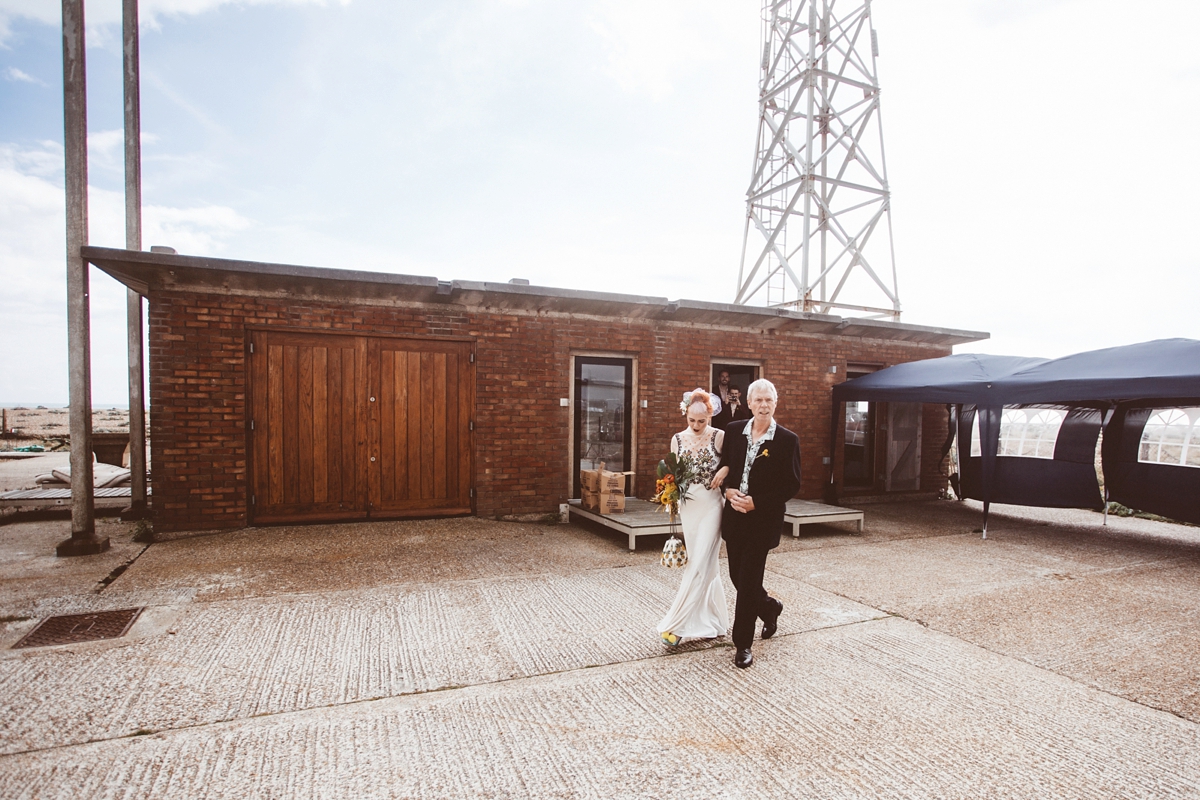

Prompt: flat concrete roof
xmin=84 ymin=246 xmax=988 ymax=347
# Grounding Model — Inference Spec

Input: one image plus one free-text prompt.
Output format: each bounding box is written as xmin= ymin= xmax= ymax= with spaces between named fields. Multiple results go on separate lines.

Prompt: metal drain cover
xmin=12 ymin=608 xmax=144 ymax=649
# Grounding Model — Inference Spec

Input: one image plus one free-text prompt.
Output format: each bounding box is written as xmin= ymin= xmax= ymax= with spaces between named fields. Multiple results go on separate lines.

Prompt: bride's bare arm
xmin=709 ymin=465 xmax=729 ymax=490
xmin=710 ymin=431 xmax=729 ymax=489
xmin=709 ymin=429 xmax=727 ymax=489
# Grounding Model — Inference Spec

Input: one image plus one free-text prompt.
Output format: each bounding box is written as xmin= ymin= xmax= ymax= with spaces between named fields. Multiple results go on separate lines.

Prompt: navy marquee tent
xmin=830 ymin=339 xmax=1200 ymax=533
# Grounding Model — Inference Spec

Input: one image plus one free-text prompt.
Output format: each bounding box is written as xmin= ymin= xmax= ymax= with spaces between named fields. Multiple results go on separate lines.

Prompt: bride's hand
xmin=709 ymin=466 xmax=729 ymax=490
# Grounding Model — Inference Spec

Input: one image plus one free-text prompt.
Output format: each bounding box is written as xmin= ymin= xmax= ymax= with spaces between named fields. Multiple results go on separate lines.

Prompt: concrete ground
xmin=0 ymin=493 xmax=1198 ymax=798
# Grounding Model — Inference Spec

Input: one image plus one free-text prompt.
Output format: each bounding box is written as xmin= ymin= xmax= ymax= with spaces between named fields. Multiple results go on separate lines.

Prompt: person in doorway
xmin=717 ymin=378 xmax=801 ymax=669
xmin=658 ymin=388 xmax=730 ymax=647
xmin=713 ymin=370 xmax=733 ymax=406
xmin=713 ymin=385 xmax=750 ymax=429
xmin=727 ymin=387 xmax=751 ymax=423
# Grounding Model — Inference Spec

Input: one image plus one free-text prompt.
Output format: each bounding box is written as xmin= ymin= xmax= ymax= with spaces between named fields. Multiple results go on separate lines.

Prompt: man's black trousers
xmin=725 ymin=534 xmax=773 ymax=650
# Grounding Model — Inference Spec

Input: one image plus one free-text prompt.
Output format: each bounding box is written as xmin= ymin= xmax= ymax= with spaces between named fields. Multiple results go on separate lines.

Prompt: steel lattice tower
xmin=736 ymin=0 xmax=900 ymax=319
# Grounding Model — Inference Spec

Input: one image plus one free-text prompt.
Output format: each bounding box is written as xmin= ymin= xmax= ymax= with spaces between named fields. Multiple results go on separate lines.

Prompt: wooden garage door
xmin=249 ymin=331 xmax=473 ymax=524
xmin=370 ymin=338 xmax=474 ymax=516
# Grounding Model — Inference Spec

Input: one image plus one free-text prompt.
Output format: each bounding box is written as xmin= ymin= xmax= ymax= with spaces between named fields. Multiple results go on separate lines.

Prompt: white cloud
xmin=0 ymin=140 xmax=253 ymax=404
xmin=0 ymin=0 xmax=350 ymax=45
xmin=588 ymin=0 xmax=737 ymax=100
xmin=87 ymin=128 xmax=124 ymax=162
xmin=0 ymin=1 xmax=55 ymax=45
xmin=86 ymin=182 xmax=253 ymax=254
xmin=144 ymin=72 xmax=230 ymax=138
xmin=967 ymin=0 xmax=1074 ymax=25
xmin=4 ymin=66 xmax=42 ymax=84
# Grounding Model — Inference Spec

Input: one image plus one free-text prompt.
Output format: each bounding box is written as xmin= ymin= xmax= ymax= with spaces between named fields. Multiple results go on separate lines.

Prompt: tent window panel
xmin=844 ymin=400 xmax=875 ymax=487
xmin=1139 ymin=408 xmax=1200 ymax=469
xmin=969 ymin=408 xmax=1065 ymax=459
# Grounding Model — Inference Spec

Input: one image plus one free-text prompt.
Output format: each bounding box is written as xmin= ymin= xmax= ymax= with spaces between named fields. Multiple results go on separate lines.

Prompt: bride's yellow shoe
xmin=661 ymin=632 xmax=680 ymax=647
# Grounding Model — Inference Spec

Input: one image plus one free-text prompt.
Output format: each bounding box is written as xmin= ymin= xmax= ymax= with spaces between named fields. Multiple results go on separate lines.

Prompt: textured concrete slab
xmin=771 ymin=500 xmax=1200 ymax=723
xmin=3 ymin=618 xmax=1197 ymax=799
xmin=2 ymin=503 xmax=1199 ymax=798
xmin=117 ymin=517 xmax=648 ymax=602
xmin=0 ymin=559 xmax=880 ymax=755
xmin=0 ymin=518 xmax=145 ymax=620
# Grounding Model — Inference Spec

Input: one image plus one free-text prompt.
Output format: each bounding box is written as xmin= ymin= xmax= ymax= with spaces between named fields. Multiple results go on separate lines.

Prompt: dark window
xmin=573 ymin=357 xmax=633 ymax=498
xmin=843 ymin=368 xmax=877 ymax=487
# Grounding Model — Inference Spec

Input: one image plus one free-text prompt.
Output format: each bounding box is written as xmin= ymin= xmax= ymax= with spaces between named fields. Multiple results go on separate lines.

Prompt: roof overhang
xmin=84 ymin=246 xmax=989 ymax=347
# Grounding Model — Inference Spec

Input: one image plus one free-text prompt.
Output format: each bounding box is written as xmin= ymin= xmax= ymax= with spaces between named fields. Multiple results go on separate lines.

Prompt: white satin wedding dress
xmin=657 ymin=428 xmax=729 ymax=641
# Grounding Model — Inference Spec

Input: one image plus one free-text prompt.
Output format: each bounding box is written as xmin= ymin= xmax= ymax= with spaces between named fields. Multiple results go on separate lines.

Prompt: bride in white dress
xmin=658 ymin=388 xmax=730 ymax=646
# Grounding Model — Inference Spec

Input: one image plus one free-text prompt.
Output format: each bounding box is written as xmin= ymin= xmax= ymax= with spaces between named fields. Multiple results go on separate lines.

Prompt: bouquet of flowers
xmin=654 ymin=452 xmax=697 ymax=569
xmin=652 ymin=451 xmax=699 ymax=519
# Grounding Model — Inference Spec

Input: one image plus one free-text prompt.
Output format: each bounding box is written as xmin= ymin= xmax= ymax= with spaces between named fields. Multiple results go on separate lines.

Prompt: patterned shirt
xmin=739 ymin=418 xmax=777 ymax=495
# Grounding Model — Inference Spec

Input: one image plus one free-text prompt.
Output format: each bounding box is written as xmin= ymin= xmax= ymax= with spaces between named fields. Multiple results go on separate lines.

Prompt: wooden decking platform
xmin=783 ymin=499 xmax=864 ymax=537
xmin=0 ymin=487 xmax=140 ymax=510
xmin=569 ymin=497 xmax=864 ymax=550
xmin=568 ymin=498 xmax=675 ymax=550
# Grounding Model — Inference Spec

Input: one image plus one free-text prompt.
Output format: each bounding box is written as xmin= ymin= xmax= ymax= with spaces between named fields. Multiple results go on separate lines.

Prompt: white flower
xmin=680 ymin=391 xmax=692 ymax=415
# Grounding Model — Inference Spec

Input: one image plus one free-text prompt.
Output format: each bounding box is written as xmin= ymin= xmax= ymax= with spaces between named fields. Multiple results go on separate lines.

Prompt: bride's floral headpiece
xmin=679 ymin=388 xmax=717 ymax=416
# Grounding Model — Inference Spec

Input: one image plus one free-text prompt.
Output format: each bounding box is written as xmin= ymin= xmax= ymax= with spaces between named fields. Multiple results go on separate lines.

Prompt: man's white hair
xmin=746 ymin=378 xmax=777 ymax=402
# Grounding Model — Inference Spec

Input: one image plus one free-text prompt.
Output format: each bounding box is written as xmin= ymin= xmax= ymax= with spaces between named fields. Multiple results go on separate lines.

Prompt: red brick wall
xmin=147 ymin=290 xmax=952 ymax=532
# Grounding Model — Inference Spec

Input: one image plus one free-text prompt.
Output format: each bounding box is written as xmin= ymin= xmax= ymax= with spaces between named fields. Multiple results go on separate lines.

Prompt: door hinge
xmin=469 ymin=352 xmax=475 ymax=363
xmin=250 ymin=419 xmax=255 ymax=430
xmin=469 ymin=487 xmax=474 ymax=499
xmin=469 ymin=420 xmax=474 ymax=431
xmin=249 ymin=342 xmax=254 ymax=354
xmin=251 ymin=494 xmax=256 ymax=505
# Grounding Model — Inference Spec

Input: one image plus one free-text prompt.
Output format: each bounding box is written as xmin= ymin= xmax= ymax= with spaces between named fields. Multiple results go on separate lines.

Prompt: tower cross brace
xmin=736 ymin=0 xmax=900 ymax=320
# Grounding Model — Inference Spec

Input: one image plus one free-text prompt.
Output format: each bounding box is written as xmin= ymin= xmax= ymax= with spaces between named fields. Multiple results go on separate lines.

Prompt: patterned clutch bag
xmin=661 ymin=535 xmax=688 ymax=569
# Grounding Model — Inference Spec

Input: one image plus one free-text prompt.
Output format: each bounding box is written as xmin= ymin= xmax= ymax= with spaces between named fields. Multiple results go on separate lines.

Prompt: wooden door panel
xmin=370 ymin=339 xmax=473 ymax=516
xmin=250 ymin=331 xmax=368 ymax=522
xmin=251 ymin=331 xmax=471 ymax=524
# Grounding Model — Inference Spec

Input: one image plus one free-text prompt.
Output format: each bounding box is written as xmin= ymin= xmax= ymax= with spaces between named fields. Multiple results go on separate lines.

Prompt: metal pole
xmin=58 ymin=0 xmax=107 ymax=556
xmin=824 ymin=398 xmax=840 ymax=505
xmin=123 ymin=0 xmax=147 ymax=520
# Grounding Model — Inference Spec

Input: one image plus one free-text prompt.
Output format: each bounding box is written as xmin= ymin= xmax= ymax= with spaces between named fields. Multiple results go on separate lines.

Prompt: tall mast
xmin=736 ymin=0 xmax=900 ymax=320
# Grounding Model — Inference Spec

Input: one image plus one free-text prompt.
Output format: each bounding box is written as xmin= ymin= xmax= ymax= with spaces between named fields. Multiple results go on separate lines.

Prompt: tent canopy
xmin=829 ymin=339 xmax=1200 ymax=530
xmin=833 ymin=353 xmax=1049 ymax=404
xmin=986 ymin=338 xmax=1200 ymax=405
xmin=834 ymin=339 xmax=1200 ymax=407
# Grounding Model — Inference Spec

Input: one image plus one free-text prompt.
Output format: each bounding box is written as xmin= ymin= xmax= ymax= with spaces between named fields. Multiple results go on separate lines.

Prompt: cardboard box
xmin=581 ymin=487 xmax=626 ymax=515
xmin=580 ymin=463 xmax=631 ymax=494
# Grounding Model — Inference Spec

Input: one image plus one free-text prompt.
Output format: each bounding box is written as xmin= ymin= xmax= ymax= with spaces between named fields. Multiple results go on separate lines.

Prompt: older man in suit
xmin=717 ymin=378 xmax=802 ymax=669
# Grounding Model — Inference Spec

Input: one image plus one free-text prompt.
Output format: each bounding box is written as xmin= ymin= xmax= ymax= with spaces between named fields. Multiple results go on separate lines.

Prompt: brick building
xmin=86 ymin=247 xmax=986 ymax=534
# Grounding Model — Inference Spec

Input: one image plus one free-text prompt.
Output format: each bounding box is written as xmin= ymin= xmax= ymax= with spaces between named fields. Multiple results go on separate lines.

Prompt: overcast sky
xmin=1 ymin=0 xmax=1198 ymax=405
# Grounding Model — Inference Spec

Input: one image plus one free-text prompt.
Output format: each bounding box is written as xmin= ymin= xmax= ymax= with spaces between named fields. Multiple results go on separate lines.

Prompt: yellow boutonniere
xmin=760 ymin=448 xmax=770 ymax=458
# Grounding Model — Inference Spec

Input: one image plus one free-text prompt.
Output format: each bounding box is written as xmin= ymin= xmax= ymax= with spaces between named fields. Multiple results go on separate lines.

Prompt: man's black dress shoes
xmin=734 ymin=648 xmax=754 ymax=669
xmin=761 ymin=598 xmax=784 ymax=639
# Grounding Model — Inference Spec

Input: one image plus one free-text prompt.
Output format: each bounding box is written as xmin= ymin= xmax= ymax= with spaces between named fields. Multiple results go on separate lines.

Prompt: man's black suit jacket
xmin=718 ymin=420 xmax=802 ymax=550
xmin=714 ymin=401 xmax=750 ymax=430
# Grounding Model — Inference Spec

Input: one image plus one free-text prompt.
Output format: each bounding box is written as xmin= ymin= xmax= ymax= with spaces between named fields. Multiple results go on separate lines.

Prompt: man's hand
xmin=726 ymin=489 xmax=756 ymax=514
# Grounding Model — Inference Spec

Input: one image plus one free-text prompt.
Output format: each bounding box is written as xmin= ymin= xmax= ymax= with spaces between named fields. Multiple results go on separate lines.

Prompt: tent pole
xmin=824 ymin=398 xmax=841 ymax=504
xmin=981 ymin=501 xmax=988 ymax=540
